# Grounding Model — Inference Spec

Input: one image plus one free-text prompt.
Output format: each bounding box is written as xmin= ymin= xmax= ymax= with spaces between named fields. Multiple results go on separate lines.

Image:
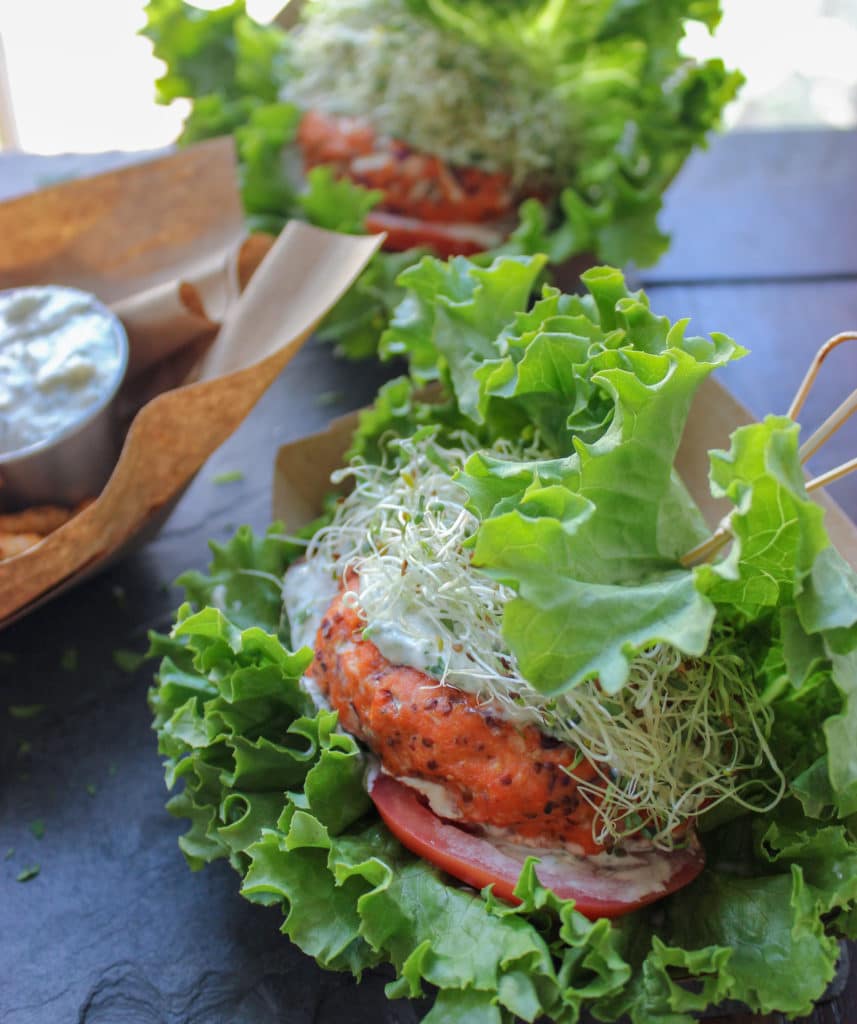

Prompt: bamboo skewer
xmin=799 ymin=387 xmax=857 ymax=463
xmin=806 ymin=456 xmax=857 ymax=494
xmin=786 ymin=331 xmax=857 ymax=420
xmin=680 ymin=524 xmax=731 ymax=569
xmin=680 ymin=330 xmax=857 ymax=568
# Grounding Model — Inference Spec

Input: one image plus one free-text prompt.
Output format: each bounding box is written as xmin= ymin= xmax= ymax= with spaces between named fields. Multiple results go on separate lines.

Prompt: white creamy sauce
xmin=358 ymin=569 xmax=518 ymax=704
xmin=282 ymin=559 xmax=339 ymax=651
xmin=489 ymin=836 xmax=680 ymax=898
xmin=282 ymin=559 xmax=339 ymax=709
xmin=479 ymin=823 xmax=586 ymax=858
xmin=362 ymin=613 xmax=441 ymax=675
xmin=532 ymin=840 xmax=674 ymax=887
xmin=0 ymin=286 xmax=124 ymax=456
xmin=394 ymin=775 xmax=463 ymax=820
xmin=300 ymin=673 xmax=331 ymax=710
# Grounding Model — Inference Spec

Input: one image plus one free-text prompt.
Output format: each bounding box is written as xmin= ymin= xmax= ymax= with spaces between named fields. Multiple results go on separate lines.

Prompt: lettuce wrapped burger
xmin=150 ymin=257 xmax=857 ymax=1022
xmin=145 ymin=0 xmax=742 ymax=355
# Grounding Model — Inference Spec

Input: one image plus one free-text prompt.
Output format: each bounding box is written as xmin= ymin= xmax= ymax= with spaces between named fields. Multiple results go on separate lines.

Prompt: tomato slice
xmin=364 ymin=210 xmax=507 ymax=257
xmin=369 ymin=774 xmax=705 ymax=919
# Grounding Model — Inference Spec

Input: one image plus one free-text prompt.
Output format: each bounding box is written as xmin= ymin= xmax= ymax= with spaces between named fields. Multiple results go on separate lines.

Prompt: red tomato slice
xmin=364 ymin=210 xmax=507 ymax=257
xmin=369 ymin=774 xmax=705 ymax=919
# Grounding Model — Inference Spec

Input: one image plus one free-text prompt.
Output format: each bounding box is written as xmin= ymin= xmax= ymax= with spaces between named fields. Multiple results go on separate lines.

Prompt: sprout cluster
xmin=304 ymin=430 xmax=784 ymax=848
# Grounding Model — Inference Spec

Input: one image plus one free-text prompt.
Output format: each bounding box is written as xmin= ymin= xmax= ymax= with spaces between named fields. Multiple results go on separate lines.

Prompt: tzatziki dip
xmin=0 ymin=285 xmax=127 ymax=456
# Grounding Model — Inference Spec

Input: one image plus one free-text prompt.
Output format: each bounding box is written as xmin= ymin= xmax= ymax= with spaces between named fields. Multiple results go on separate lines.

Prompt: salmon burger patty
xmin=307 ymin=581 xmax=606 ymax=853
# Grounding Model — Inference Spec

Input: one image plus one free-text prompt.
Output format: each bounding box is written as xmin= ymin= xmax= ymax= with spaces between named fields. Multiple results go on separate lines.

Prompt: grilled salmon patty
xmin=307 ymin=582 xmax=606 ymax=852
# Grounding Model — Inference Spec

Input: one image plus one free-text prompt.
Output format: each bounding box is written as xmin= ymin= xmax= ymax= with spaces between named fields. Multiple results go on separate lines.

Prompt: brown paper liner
xmin=0 ymin=143 xmax=383 ymax=625
xmin=0 ymin=138 xmax=246 ymax=301
xmin=273 ymin=377 xmax=857 ymax=569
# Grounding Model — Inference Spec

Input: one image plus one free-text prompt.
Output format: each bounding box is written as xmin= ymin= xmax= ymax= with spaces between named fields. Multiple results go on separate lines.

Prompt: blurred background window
xmin=1 ymin=0 xmax=856 ymax=154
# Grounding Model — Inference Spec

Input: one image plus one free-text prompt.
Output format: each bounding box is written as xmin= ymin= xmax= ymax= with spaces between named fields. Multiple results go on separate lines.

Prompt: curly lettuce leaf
xmin=345 ymin=376 xmax=484 ymax=466
xmin=824 ymin=649 xmax=857 ymax=817
xmin=380 ymin=254 xmax=548 ymax=390
xmin=775 ymin=548 xmax=857 ymax=817
xmin=232 ymin=101 xmax=302 ymax=232
xmin=176 ymin=523 xmax=301 ymax=635
xmin=383 ymin=258 xmax=740 ymax=458
xmin=297 ymin=166 xmax=383 ymax=234
xmin=593 ymin=817 xmax=856 ymax=1021
xmin=665 ymin=867 xmax=838 ymax=1016
xmin=145 ymin=0 xmax=286 ymax=106
xmin=695 ymin=417 xmax=830 ymax=617
xmin=316 ymin=249 xmax=423 ymax=361
xmin=467 ymin=350 xmax=724 ymax=693
xmin=797 ymin=546 xmax=857 ymax=652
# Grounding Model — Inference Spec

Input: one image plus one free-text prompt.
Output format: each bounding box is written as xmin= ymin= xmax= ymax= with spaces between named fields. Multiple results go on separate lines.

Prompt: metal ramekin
xmin=0 ymin=286 xmax=129 ymax=511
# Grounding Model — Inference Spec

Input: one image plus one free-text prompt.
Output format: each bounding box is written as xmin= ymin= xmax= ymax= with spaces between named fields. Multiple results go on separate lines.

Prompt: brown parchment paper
xmin=0 ymin=138 xmax=245 ymax=301
xmin=0 ymin=142 xmax=383 ymax=625
xmin=273 ymin=377 xmax=857 ymax=569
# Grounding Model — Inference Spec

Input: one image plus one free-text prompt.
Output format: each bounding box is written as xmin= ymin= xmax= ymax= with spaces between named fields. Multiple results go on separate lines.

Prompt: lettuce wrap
xmin=150 ymin=257 xmax=857 ymax=1022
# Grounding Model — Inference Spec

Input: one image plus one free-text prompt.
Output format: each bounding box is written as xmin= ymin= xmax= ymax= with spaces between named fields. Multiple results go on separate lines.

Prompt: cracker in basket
xmin=0 ymin=500 xmax=94 ymax=561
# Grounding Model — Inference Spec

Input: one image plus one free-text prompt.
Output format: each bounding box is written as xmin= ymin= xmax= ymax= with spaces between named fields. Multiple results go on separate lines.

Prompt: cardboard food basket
xmin=0 ymin=139 xmax=382 ymax=627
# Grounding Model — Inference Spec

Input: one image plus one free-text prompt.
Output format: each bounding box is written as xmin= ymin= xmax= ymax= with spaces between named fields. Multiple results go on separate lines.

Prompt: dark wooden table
xmin=1 ymin=128 xmax=855 ymax=1024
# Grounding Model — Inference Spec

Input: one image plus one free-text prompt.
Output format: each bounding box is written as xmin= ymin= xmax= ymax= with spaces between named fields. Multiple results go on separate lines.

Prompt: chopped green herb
xmin=16 ymin=864 xmax=39 ymax=883
xmin=108 ymin=762 xmax=118 ymax=777
xmin=8 ymin=704 xmax=44 ymax=719
xmin=112 ymin=649 xmax=145 ymax=673
xmin=29 ymin=820 xmax=45 ymax=840
xmin=60 ymin=647 xmax=78 ymax=672
xmin=212 ymin=470 xmax=245 ymax=485
xmin=314 ymin=389 xmax=344 ymax=408
xmin=86 ymin=783 xmax=97 ymax=797
xmin=17 ymin=740 xmax=31 ymax=757
xmin=4 ymin=847 xmax=14 ymax=861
